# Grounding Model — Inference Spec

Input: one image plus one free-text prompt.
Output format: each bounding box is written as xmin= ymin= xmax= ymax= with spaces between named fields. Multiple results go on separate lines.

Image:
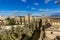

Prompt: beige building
xmin=3 ymin=20 xmax=10 ymax=25
xmin=44 ymin=17 xmax=60 ymax=40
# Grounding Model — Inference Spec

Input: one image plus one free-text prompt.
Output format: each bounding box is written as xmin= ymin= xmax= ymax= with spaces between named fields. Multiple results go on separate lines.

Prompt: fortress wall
xmin=46 ymin=31 xmax=60 ymax=39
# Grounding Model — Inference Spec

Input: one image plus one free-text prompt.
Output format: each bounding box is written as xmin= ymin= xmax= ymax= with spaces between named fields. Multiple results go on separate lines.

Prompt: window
xmin=51 ymin=32 xmax=53 ymax=34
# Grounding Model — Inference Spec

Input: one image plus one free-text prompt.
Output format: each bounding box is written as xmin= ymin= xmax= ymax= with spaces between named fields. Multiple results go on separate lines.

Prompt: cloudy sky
xmin=0 ymin=0 xmax=60 ymax=16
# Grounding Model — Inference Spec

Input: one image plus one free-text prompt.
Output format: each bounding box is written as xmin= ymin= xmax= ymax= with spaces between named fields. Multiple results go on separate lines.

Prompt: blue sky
xmin=0 ymin=0 xmax=60 ymax=16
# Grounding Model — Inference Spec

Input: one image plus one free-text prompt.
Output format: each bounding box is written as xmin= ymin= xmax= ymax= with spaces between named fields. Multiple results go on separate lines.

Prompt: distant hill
xmin=50 ymin=13 xmax=60 ymax=17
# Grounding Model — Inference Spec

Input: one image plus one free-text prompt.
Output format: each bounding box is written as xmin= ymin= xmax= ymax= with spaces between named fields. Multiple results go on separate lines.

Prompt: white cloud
xmin=21 ymin=0 xmax=26 ymax=2
xmin=0 ymin=10 xmax=29 ymax=16
xmin=55 ymin=0 xmax=58 ymax=4
xmin=32 ymin=13 xmax=40 ymax=16
xmin=45 ymin=0 xmax=51 ymax=4
xmin=19 ymin=11 xmax=28 ymax=12
xmin=38 ymin=9 xmax=50 ymax=12
xmin=39 ymin=9 xmax=60 ymax=15
xmin=38 ymin=9 xmax=44 ymax=11
xmin=34 ymin=3 xmax=39 ymax=5
xmin=55 ymin=0 xmax=60 ymax=4
xmin=0 ymin=9 xmax=60 ymax=16
xmin=31 ymin=7 xmax=36 ymax=10
xmin=38 ymin=9 xmax=60 ymax=16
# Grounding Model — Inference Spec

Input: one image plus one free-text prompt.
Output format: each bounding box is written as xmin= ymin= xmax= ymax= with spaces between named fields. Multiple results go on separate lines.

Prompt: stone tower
xmin=39 ymin=14 xmax=47 ymax=40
